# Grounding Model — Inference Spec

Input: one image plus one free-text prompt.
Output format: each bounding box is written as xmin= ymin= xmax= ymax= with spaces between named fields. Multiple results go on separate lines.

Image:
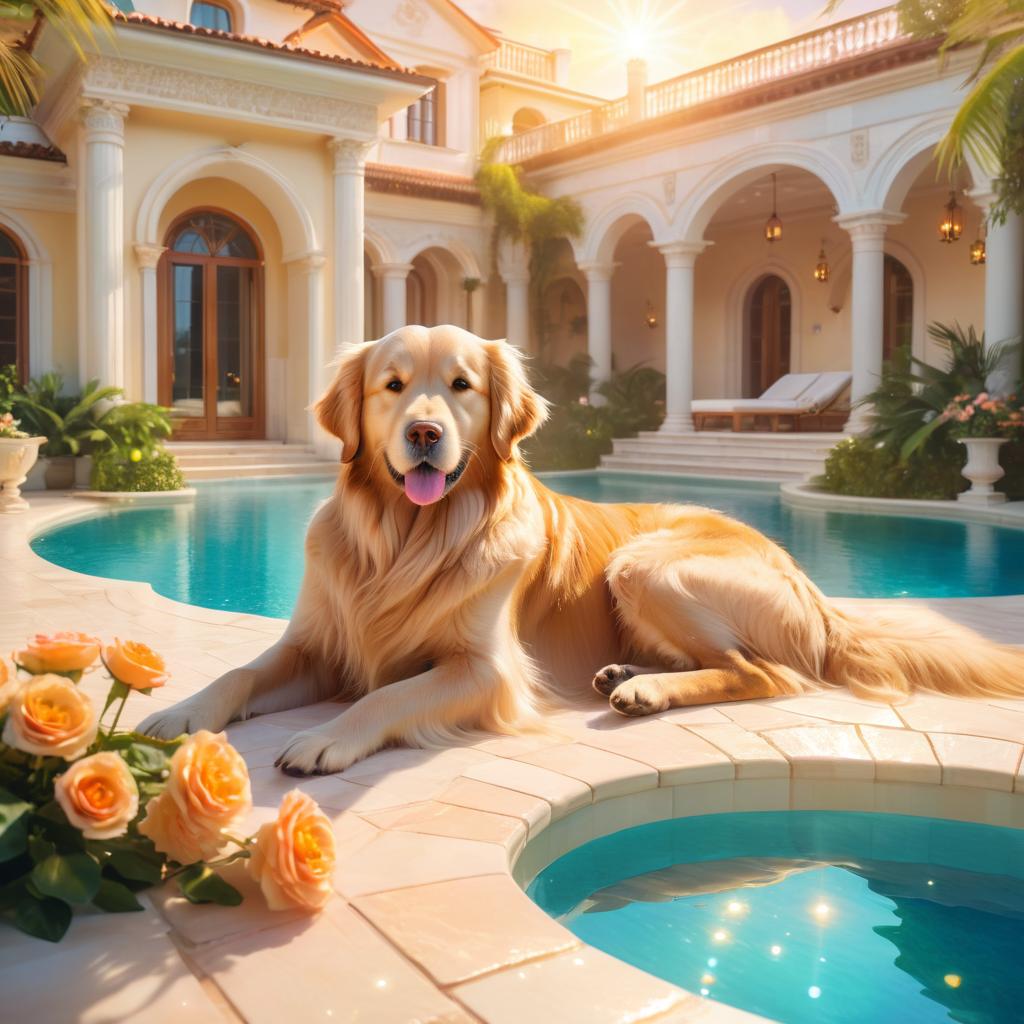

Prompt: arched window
xmin=745 ymin=274 xmax=791 ymax=397
xmin=190 ymin=1 xmax=232 ymax=31
xmin=160 ymin=210 xmax=263 ymax=439
xmin=0 ymin=227 xmax=27 ymax=381
xmin=512 ymin=107 xmax=546 ymax=134
xmin=883 ymin=255 xmax=913 ymax=362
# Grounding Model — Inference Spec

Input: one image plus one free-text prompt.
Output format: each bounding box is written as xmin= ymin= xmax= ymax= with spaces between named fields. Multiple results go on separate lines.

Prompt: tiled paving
xmin=4 ymin=493 xmax=1024 ymax=1023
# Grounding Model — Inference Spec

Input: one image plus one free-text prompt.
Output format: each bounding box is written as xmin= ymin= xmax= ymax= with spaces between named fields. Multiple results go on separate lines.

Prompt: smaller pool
xmin=528 ymin=811 xmax=1024 ymax=1024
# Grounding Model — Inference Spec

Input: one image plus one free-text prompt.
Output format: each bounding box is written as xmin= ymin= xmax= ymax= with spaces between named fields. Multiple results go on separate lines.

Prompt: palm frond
xmin=0 ymin=44 xmax=40 ymax=116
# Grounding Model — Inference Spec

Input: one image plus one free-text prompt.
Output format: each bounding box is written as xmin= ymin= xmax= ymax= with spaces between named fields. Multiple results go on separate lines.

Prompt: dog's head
xmin=314 ymin=325 xmax=547 ymax=506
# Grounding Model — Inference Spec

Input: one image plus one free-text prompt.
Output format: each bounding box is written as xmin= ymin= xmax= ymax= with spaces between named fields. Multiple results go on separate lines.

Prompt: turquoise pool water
xmin=30 ymin=472 xmax=1024 ymax=617
xmin=528 ymin=811 xmax=1024 ymax=1024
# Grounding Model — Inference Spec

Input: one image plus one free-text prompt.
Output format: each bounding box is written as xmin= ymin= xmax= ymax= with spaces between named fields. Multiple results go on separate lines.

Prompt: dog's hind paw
xmin=592 ymin=664 xmax=635 ymax=696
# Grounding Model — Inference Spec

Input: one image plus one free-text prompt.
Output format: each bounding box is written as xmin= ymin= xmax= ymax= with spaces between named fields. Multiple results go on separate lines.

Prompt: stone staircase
xmin=601 ymin=430 xmax=845 ymax=481
xmin=165 ymin=441 xmax=338 ymax=482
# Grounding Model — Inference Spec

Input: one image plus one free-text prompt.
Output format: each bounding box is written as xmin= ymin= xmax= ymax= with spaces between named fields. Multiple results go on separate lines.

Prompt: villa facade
xmin=0 ymin=1 xmax=1019 ymax=452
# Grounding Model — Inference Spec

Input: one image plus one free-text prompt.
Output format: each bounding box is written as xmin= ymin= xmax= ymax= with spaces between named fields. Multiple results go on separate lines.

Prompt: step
xmin=611 ymin=439 xmax=836 ymax=459
xmin=608 ymin=445 xmax=825 ymax=466
xmin=599 ymin=456 xmax=813 ymax=481
xmin=172 ymin=452 xmax=330 ymax=468
xmin=166 ymin=442 xmax=314 ymax=456
xmin=182 ymin=463 xmax=338 ymax=481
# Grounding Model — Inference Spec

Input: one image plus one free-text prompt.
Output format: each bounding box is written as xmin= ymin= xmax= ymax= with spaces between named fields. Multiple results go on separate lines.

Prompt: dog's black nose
xmin=406 ymin=420 xmax=443 ymax=448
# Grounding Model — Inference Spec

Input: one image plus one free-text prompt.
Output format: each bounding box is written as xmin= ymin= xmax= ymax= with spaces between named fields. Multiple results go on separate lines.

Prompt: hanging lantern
xmin=644 ymin=301 xmax=658 ymax=328
xmin=938 ymin=190 xmax=963 ymax=243
xmin=813 ymin=241 xmax=830 ymax=283
xmin=764 ymin=173 xmax=783 ymax=243
xmin=970 ymin=220 xmax=987 ymax=265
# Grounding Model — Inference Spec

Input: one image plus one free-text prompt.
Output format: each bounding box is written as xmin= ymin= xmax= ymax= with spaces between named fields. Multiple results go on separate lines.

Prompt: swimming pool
xmin=528 ymin=811 xmax=1024 ymax=1024
xmin=30 ymin=471 xmax=1024 ymax=617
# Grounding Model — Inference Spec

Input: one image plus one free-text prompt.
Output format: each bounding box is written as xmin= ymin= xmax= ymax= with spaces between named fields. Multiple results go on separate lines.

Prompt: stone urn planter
xmin=957 ymin=437 xmax=1008 ymax=504
xmin=0 ymin=435 xmax=46 ymax=513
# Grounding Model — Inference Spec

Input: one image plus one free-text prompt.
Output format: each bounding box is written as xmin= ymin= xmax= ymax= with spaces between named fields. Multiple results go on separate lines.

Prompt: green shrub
xmin=0 ymin=364 xmax=18 ymax=415
xmin=91 ymin=449 xmax=185 ymax=492
xmin=821 ymin=434 xmax=1024 ymax=500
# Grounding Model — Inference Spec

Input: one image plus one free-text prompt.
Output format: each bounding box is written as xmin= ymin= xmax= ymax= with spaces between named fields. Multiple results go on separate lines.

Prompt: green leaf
xmin=106 ymin=845 xmax=163 ymax=885
xmin=0 ymin=787 xmax=31 ymax=864
xmin=100 ymin=678 xmax=131 ymax=717
xmin=11 ymin=893 xmax=72 ymax=942
xmin=92 ymin=878 xmax=144 ymax=913
xmin=31 ymin=853 xmax=102 ymax=905
xmin=123 ymin=743 xmax=168 ymax=776
xmin=27 ymin=834 xmax=56 ymax=865
xmin=177 ymin=864 xmax=243 ymax=906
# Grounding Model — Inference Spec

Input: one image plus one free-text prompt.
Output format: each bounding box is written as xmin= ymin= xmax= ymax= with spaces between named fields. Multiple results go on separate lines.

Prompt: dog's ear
xmin=313 ymin=342 xmax=370 ymax=463
xmin=486 ymin=340 xmax=549 ymax=462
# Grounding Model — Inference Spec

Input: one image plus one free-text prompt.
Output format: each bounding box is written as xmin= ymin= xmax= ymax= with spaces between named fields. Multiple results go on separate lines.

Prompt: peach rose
xmin=248 ymin=790 xmax=336 ymax=912
xmin=2 ymin=674 xmax=98 ymax=759
xmin=0 ymin=658 xmax=18 ymax=715
xmin=104 ymin=639 xmax=168 ymax=691
xmin=15 ymin=632 xmax=100 ymax=676
xmin=54 ymin=752 xmax=139 ymax=840
xmin=139 ymin=731 xmax=251 ymax=864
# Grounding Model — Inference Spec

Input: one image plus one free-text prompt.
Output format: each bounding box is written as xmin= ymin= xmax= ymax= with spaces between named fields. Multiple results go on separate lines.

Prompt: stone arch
xmin=0 ymin=209 xmax=52 ymax=378
xmin=363 ymin=225 xmax=401 ymax=268
xmin=674 ymin=143 xmax=857 ymax=244
xmin=576 ymin=193 xmax=670 ymax=265
xmin=865 ymin=115 xmax=984 ymax=212
xmin=512 ymin=107 xmax=546 ymax=134
xmin=135 ymin=146 xmax=317 ymax=259
xmin=398 ymin=234 xmax=484 ymax=282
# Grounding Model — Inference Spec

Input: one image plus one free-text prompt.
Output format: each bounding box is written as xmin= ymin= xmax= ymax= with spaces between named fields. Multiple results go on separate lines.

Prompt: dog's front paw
xmin=274 ymin=729 xmax=358 ymax=777
xmin=608 ymin=676 xmax=669 ymax=717
xmin=138 ymin=699 xmax=230 ymax=740
xmin=592 ymin=664 xmax=635 ymax=696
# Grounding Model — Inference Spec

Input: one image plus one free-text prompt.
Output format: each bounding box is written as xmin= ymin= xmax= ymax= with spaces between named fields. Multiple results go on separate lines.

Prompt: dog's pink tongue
xmin=404 ymin=465 xmax=446 ymax=506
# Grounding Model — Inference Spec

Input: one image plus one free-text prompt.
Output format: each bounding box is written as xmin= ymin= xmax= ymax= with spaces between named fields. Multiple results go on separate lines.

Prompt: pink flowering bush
xmin=939 ymin=392 xmax=1024 ymax=440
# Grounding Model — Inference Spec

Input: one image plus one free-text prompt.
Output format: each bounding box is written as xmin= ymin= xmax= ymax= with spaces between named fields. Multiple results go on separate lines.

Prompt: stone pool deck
xmin=4 ymin=493 xmax=1024 ymax=1024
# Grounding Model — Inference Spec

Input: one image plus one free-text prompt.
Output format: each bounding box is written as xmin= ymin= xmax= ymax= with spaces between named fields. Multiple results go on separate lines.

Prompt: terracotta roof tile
xmin=0 ymin=140 xmax=66 ymax=163
xmin=365 ymin=163 xmax=480 ymax=205
xmin=113 ymin=11 xmax=432 ymax=83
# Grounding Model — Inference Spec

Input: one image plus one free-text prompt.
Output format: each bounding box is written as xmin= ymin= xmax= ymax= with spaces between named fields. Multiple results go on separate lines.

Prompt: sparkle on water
xmin=30 ymin=471 xmax=1024 ymax=618
xmin=528 ymin=811 xmax=1024 ymax=1024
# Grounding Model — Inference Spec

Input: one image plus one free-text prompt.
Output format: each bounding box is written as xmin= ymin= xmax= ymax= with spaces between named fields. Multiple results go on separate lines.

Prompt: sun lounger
xmin=691 ymin=371 xmax=851 ymax=431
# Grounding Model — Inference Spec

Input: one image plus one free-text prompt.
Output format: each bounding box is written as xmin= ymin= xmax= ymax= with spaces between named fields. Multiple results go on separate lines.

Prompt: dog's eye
xmin=386 ymin=379 xmax=403 ymax=393
xmin=452 ymin=377 xmax=470 ymax=392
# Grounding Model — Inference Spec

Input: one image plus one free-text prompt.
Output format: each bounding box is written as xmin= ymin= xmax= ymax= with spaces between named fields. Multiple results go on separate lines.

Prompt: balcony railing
xmin=495 ymin=7 xmax=908 ymax=164
xmin=481 ymin=40 xmax=558 ymax=82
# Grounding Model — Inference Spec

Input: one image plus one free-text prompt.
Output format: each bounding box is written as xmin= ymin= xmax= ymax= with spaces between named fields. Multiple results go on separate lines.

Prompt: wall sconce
xmin=764 ymin=172 xmax=783 ymax=243
xmin=644 ymin=301 xmax=658 ymax=329
xmin=970 ymin=222 xmax=987 ymax=265
xmin=939 ymin=190 xmax=963 ymax=243
xmin=813 ymin=240 xmax=830 ymax=283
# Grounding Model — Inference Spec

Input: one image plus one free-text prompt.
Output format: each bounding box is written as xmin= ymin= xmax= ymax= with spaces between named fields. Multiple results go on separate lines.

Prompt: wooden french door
xmin=159 ymin=209 xmax=265 ymax=440
xmin=745 ymin=274 xmax=792 ymax=397
xmin=882 ymin=254 xmax=913 ymax=362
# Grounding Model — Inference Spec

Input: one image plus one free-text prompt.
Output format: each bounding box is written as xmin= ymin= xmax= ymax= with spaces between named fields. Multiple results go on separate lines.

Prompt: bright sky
xmin=463 ymin=0 xmax=882 ymax=97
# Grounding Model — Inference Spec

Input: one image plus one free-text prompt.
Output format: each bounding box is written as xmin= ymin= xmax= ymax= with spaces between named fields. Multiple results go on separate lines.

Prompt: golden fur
xmin=141 ymin=326 xmax=1024 ymax=774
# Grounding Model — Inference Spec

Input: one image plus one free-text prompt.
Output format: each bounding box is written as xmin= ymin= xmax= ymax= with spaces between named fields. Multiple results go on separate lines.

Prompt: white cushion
xmin=798 ymin=371 xmax=852 ymax=411
xmin=758 ymin=373 xmax=819 ymax=401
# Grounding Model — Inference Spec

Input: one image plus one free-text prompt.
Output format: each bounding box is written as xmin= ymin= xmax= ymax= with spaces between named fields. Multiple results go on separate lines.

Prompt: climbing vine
xmin=475 ymin=145 xmax=584 ymax=359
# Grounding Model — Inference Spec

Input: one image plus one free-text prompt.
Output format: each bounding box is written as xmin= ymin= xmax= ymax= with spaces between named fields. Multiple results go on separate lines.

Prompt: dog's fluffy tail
xmin=820 ymin=599 xmax=1024 ymax=701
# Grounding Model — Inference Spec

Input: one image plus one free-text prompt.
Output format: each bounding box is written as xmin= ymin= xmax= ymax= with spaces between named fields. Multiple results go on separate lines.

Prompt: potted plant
xmin=940 ymin=391 xmax=1024 ymax=503
xmin=12 ymin=373 xmax=120 ymax=489
xmin=0 ymin=411 xmax=46 ymax=513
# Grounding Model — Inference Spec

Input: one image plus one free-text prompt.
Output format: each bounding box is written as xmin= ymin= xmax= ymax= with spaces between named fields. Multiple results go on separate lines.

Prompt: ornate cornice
xmin=82 ymin=56 xmax=377 ymax=135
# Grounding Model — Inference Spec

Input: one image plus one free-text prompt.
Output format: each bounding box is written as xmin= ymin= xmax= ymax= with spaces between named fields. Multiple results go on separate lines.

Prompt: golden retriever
xmin=141 ymin=325 xmax=1024 ymax=774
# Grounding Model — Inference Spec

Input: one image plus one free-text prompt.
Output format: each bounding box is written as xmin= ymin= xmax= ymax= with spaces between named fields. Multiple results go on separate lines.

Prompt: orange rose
xmin=54 ymin=752 xmax=139 ymax=840
xmin=15 ymin=632 xmax=100 ymax=676
xmin=104 ymin=639 xmax=167 ymax=691
xmin=0 ymin=658 xmax=17 ymax=714
xmin=139 ymin=731 xmax=251 ymax=864
xmin=248 ymin=790 xmax=336 ymax=911
xmin=2 ymin=674 xmax=97 ymax=759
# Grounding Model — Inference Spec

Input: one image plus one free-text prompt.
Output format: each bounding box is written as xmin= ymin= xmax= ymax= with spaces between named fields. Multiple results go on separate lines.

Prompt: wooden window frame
xmin=0 ymin=227 xmax=28 ymax=383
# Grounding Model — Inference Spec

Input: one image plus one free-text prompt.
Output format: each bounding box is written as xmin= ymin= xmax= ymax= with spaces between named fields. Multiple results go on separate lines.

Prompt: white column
xmin=375 ymin=262 xmax=412 ymax=335
xmin=836 ymin=212 xmax=903 ymax=431
xmin=503 ymin=270 xmax=530 ymax=349
xmin=329 ymin=138 xmax=373 ymax=356
xmin=290 ymin=251 xmax=331 ymax=455
xmin=580 ymin=261 xmax=615 ymax=397
xmin=657 ymin=242 xmax=705 ymax=433
xmin=81 ymin=100 xmax=129 ymax=389
xmin=977 ymin=198 xmax=1024 ymax=392
xmin=134 ymin=244 xmax=165 ymax=405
